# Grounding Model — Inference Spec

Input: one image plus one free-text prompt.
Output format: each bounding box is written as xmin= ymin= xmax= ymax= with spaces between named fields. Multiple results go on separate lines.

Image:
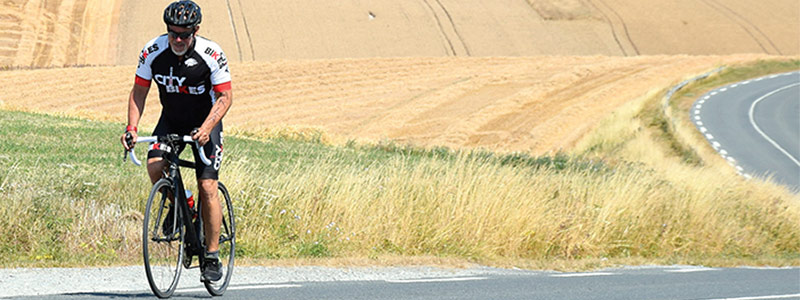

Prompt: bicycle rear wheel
xmin=143 ymin=179 xmax=184 ymax=299
xmin=204 ymin=181 xmax=236 ymax=296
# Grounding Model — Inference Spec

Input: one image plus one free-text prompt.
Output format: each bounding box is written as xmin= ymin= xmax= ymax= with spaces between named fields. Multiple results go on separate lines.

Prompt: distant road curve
xmin=692 ymin=71 xmax=800 ymax=191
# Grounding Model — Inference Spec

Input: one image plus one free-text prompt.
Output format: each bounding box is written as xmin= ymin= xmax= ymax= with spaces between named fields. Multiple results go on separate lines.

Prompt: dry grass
xmin=2 ymin=94 xmax=799 ymax=269
xmin=212 ymin=134 xmax=800 ymax=266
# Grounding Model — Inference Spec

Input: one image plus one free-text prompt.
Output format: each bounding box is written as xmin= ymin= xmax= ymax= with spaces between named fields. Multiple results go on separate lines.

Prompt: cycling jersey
xmin=135 ymin=34 xmax=231 ymax=179
xmin=135 ymin=34 xmax=231 ymax=129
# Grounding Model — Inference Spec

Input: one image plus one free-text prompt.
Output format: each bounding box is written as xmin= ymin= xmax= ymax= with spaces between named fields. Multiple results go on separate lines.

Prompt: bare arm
xmin=128 ymin=84 xmax=150 ymax=129
xmin=121 ymin=84 xmax=150 ymax=150
xmin=193 ymin=89 xmax=232 ymax=145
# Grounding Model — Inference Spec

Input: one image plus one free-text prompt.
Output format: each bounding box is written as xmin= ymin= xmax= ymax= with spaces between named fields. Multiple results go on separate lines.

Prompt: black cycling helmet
xmin=163 ymin=1 xmax=202 ymax=28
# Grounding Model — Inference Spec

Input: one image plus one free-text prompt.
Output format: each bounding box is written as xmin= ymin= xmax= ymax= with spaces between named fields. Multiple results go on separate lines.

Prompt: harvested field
xmin=2 ymin=0 xmax=798 ymax=67
xmin=0 ymin=54 xmax=775 ymax=153
xmin=0 ymin=0 xmax=798 ymax=153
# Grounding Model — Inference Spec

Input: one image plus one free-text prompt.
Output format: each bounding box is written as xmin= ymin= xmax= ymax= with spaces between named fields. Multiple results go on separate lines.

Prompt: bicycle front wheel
xmin=204 ymin=181 xmax=236 ymax=296
xmin=143 ymin=178 xmax=184 ymax=299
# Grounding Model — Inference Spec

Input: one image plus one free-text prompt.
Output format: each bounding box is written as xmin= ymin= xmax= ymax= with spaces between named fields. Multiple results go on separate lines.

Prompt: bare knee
xmin=147 ymin=157 xmax=167 ymax=184
xmin=198 ymin=179 xmax=218 ymax=195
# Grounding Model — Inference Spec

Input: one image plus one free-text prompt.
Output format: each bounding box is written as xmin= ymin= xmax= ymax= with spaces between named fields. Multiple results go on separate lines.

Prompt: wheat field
xmin=2 ymin=0 xmax=798 ymax=153
xmin=1 ymin=0 xmax=798 ymax=153
xmin=0 ymin=54 xmax=780 ymax=154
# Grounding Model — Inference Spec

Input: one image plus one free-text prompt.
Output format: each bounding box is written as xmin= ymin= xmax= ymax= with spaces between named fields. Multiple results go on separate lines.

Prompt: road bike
xmin=126 ymin=134 xmax=235 ymax=298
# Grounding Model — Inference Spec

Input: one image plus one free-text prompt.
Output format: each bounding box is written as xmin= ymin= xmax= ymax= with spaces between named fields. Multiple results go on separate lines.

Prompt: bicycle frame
xmin=129 ymin=134 xmax=212 ymax=258
xmin=129 ymin=133 xmax=235 ymax=297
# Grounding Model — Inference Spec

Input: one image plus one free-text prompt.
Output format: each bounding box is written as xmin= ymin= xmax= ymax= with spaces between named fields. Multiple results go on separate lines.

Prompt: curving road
xmin=692 ymin=71 xmax=800 ymax=191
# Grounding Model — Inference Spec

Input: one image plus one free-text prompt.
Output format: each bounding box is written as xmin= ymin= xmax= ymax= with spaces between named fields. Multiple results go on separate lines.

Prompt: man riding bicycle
xmin=120 ymin=0 xmax=232 ymax=282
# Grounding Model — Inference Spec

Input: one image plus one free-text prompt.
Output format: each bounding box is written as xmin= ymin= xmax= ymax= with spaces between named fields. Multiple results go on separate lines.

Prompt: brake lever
xmin=123 ymin=132 xmax=134 ymax=162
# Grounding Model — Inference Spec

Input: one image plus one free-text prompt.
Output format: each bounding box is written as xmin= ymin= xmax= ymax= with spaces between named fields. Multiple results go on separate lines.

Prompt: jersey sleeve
xmin=135 ymin=37 xmax=164 ymax=87
xmin=210 ymin=51 xmax=231 ymax=92
xmin=198 ymin=39 xmax=232 ymax=92
xmin=135 ymin=47 xmax=153 ymax=83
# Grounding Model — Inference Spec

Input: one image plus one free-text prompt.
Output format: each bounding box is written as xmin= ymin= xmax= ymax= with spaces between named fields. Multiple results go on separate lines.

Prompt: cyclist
xmin=120 ymin=0 xmax=232 ymax=282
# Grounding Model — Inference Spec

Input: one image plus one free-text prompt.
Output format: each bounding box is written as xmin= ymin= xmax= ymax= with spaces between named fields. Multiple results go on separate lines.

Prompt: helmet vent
xmin=164 ymin=1 xmax=202 ymax=28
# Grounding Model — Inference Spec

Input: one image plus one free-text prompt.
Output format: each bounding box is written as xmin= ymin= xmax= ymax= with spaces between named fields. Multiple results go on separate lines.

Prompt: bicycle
xmin=125 ymin=133 xmax=235 ymax=298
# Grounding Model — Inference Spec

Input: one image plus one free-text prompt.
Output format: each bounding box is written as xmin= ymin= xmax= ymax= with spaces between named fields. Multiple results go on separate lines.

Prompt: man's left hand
xmin=192 ymin=127 xmax=210 ymax=146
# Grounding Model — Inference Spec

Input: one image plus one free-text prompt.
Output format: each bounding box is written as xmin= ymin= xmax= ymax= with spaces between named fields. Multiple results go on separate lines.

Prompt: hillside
xmin=0 ymin=0 xmax=798 ymax=153
xmin=0 ymin=54 xmax=775 ymax=153
xmin=2 ymin=0 xmax=798 ymax=67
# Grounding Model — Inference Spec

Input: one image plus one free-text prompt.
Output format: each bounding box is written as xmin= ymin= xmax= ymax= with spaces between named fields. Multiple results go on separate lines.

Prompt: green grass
xmin=1 ymin=59 xmax=799 ymax=269
xmin=0 ymin=110 xmax=605 ymax=266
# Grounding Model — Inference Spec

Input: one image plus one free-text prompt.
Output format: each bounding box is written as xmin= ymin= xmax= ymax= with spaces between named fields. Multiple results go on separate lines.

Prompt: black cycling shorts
xmin=147 ymin=121 xmax=224 ymax=180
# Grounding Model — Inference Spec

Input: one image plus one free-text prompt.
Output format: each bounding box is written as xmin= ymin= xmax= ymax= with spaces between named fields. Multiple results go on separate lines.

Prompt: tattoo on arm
xmin=209 ymin=92 xmax=230 ymax=124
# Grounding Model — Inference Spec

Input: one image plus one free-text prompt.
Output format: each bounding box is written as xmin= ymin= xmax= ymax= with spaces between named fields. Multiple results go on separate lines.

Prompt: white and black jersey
xmin=135 ymin=34 xmax=232 ymax=130
xmin=134 ymin=34 xmax=230 ymax=180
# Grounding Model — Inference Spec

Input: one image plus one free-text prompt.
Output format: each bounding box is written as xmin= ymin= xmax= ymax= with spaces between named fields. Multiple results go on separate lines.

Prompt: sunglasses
xmin=167 ymin=29 xmax=195 ymax=39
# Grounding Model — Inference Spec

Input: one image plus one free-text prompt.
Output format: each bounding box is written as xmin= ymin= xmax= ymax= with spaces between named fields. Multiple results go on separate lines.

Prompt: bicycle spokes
xmin=143 ymin=179 xmax=183 ymax=298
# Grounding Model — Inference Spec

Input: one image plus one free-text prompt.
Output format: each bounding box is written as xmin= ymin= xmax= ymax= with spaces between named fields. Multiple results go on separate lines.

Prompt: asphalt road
xmin=14 ymin=266 xmax=800 ymax=300
xmin=692 ymin=71 xmax=800 ymax=191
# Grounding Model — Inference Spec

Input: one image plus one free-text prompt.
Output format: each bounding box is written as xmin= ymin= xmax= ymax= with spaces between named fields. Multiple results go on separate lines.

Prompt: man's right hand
xmin=122 ymin=131 xmax=138 ymax=151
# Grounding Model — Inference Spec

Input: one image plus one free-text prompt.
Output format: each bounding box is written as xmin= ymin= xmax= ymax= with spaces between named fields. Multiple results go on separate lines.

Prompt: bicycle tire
xmin=143 ymin=178 xmax=184 ymax=299
xmin=204 ymin=181 xmax=236 ymax=296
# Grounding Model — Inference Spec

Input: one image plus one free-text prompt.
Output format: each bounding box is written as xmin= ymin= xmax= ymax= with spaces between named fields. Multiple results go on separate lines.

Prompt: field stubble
xmin=0 ymin=54 xmax=776 ymax=154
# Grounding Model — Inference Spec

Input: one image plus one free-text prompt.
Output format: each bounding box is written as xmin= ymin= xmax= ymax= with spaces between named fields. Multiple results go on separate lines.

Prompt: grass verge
xmin=1 ymin=103 xmax=798 ymax=270
xmin=1 ymin=59 xmax=799 ymax=269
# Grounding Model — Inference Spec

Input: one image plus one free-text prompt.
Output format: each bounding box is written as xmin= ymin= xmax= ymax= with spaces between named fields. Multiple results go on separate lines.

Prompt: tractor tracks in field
xmin=224 ymin=0 xmax=255 ymax=61
xmin=699 ymin=0 xmax=781 ymax=55
xmin=422 ymin=0 xmax=470 ymax=56
xmin=587 ymin=0 xmax=639 ymax=56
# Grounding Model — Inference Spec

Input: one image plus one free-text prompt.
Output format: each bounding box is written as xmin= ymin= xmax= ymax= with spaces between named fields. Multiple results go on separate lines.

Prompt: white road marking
xmin=695 ymin=73 xmax=800 ymax=183
xmin=748 ymin=82 xmax=800 ymax=167
xmin=665 ymin=268 xmax=717 ymax=273
xmin=550 ymin=272 xmax=616 ymax=278
xmin=177 ymin=284 xmax=302 ymax=293
xmin=386 ymin=277 xmax=488 ymax=283
xmin=703 ymin=293 xmax=800 ymax=300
